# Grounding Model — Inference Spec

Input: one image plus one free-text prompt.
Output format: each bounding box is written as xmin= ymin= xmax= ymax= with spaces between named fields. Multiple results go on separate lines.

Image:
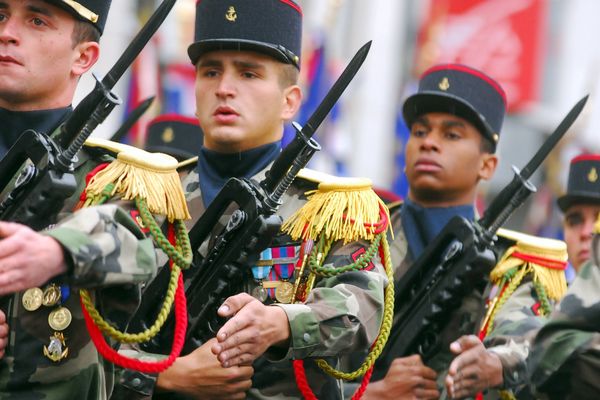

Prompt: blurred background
xmin=80 ymin=0 xmax=600 ymax=239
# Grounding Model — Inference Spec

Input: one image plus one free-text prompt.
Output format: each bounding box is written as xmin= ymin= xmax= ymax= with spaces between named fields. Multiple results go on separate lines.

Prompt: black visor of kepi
xmin=403 ymin=64 xmax=507 ymax=152
xmin=188 ymin=0 xmax=302 ymax=68
xmin=45 ymin=0 xmax=112 ymax=35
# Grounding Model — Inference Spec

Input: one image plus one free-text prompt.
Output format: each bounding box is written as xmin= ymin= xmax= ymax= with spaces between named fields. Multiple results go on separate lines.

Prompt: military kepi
xmin=144 ymin=114 xmax=204 ymax=161
xmin=558 ymin=154 xmax=600 ymax=211
xmin=46 ymin=0 xmax=112 ymax=34
xmin=403 ymin=64 xmax=507 ymax=152
xmin=188 ymin=0 xmax=302 ymax=68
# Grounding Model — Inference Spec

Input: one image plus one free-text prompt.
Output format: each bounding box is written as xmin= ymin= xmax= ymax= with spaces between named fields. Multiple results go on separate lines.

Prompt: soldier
xmin=443 ymin=157 xmax=599 ymax=399
xmin=144 ymin=114 xmax=204 ymax=162
xmin=113 ymin=0 xmax=388 ymax=399
xmin=364 ymin=64 xmax=505 ymax=399
xmin=527 ymin=220 xmax=600 ymax=399
xmin=0 ymin=1 xmax=166 ymax=399
xmin=558 ymin=154 xmax=600 ymax=278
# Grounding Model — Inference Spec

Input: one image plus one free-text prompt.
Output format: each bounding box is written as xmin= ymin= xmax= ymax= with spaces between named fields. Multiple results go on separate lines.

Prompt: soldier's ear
xmin=478 ymin=153 xmax=498 ymax=181
xmin=71 ymin=41 xmax=100 ymax=78
xmin=281 ymin=85 xmax=302 ymax=121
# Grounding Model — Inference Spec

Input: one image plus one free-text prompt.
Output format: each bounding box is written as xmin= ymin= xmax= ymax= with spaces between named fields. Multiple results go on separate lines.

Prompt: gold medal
xmin=275 ymin=281 xmax=294 ymax=304
xmin=22 ymin=288 xmax=43 ymax=311
xmin=43 ymin=332 xmax=69 ymax=362
xmin=48 ymin=307 xmax=72 ymax=331
xmin=42 ymin=284 xmax=61 ymax=307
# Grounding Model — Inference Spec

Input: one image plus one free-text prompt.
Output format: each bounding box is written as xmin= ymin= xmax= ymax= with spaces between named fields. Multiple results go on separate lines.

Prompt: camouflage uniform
xmin=527 ymin=233 xmax=600 ymax=399
xmin=386 ymin=206 xmax=488 ymax=392
xmin=114 ymin=166 xmax=388 ymax=399
xmin=0 ymin=142 xmax=159 ymax=399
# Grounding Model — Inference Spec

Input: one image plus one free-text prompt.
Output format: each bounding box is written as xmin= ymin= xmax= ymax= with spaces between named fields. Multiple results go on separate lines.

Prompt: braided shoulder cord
xmin=80 ymin=186 xmax=191 ymax=342
xmin=308 ymin=233 xmax=382 ymax=277
xmin=532 ymin=280 xmax=553 ymax=316
xmin=484 ymin=266 xmax=529 ymax=336
xmin=316 ymin=233 xmax=395 ymax=380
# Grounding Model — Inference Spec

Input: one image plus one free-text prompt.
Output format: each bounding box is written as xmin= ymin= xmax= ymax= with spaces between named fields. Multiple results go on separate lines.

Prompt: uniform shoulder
xmin=496 ymin=228 xmax=567 ymax=254
xmin=84 ymin=137 xmax=179 ymax=171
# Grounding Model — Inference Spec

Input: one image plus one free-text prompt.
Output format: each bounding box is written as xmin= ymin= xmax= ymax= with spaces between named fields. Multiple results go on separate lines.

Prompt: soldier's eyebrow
xmin=26 ymin=1 xmax=55 ymax=18
xmin=414 ymin=116 xmax=431 ymax=127
xmin=442 ymin=120 xmax=466 ymax=129
xmin=197 ymin=59 xmax=223 ymax=68
xmin=232 ymin=60 xmax=265 ymax=72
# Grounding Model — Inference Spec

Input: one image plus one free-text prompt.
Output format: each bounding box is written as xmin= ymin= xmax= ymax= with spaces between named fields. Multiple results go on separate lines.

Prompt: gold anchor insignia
xmin=225 ymin=6 xmax=237 ymax=22
xmin=161 ymin=127 xmax=175 ymax=143
xmin=438 ymin=77 xmax=450 ymax=91
xmin=589 ymin=167 xmax=598 ymax=183
xmin=43 ymin=332 xmax=69 ymax=362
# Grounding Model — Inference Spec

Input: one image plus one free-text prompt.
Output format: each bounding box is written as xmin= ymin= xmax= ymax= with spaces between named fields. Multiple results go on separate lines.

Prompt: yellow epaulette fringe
xmin=492 ymin=228 xmax=568 ymax=301
xmin=84 ymin=138 xmax=190 ymax=222
xmin=281 ymin=177 xmax=390 ymax=243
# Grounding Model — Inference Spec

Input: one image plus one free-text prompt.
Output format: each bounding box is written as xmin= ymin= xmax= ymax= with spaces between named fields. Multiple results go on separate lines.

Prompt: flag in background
xmin=162 ymin=63 xmax=197 ymax=116
xmin=122 ymin=32 xmax=161 ymax=147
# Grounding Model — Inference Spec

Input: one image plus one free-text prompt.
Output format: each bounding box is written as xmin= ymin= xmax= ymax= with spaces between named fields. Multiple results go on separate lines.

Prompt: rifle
xmin=0 ymin=0 xmax=175 ymax=231
xmin=128 ymin=41 xmax=372 ymax=355
xmin=371 ymin=95 xmax=589 ymax=381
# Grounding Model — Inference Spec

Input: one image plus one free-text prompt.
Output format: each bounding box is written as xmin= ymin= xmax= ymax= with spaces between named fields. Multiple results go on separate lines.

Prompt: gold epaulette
xmin=282 ymin=174 xmax=391 ymax=243
xmin=176 ymin=156 xmax=199 ymax=170
xmin=492 ymin=228 xmax=568 ymax=301
xmin=295 ymin=167 xmax=337 ymax=184
xmin=83 ymin=138 xmax=190 ymax=221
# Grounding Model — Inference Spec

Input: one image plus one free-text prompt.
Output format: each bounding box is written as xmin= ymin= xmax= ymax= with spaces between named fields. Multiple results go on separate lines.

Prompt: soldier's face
xmin=563 ymin=203 xmax=600 ymax=271
xmin=194 ymin=50 xmax=301 ymax=153
xmin=0 ymin=0 xmax=97 ymax=111
xmin=405 ymin=112 xmax=497 ymax=207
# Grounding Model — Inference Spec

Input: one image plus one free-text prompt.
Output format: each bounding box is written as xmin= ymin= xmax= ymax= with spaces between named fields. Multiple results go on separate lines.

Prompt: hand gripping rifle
xmin=128 ymin=41 xmax=372 ymax=355
xmin=371 ymin=95 xmax=589 ymax=381
xmin=0 ymin=0 xmax=175 ymax=231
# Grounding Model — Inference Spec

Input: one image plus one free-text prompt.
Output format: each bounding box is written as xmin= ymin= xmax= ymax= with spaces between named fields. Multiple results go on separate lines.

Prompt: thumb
xmin=217 ymin=293 xmax=255 ymax=317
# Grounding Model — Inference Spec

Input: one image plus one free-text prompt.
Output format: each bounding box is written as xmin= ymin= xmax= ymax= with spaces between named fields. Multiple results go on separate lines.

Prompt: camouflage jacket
xmin=114 ymin=166 xmax=388 ymax=399
xmin=527 ymin=238 xmax=600 ymax=400
xmin=371 ymin=205 xmax=488 ymax=396
xmin=482 ymin=232 xmax=568 ymax=397
xmin=0 ymin=147 xmax=158 ymax=400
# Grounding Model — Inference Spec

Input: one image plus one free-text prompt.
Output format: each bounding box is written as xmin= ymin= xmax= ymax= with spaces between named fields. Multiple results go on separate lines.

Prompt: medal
xmin=43 ymin=332 xmax=69 ymax=362
xmin=22 ymin=288 xmax=43 ymax=311
xmin=272 ymin=246 xmax=297 ymax=304
xmin=251 ymin=285 xmax=268 ymax=302
xmin=252 ymin=249 xmax=273 ymax=302
xmin=42 ymin=284 xmax=61 ymax=307
xmin=275 ymin=281 xmax=294 ymax=303
xmin=48 ymin=306 xmax=72 ymax=331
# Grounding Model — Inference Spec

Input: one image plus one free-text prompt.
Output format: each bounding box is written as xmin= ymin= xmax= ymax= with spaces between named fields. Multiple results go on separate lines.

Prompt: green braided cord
xmin=487 ymin=267 xmax=527 ymax=334
xmin=80 ymin=185 xmax=189 ymax=343
xmin=84 ymin=182 xmax=115 ymax=208
xmin=136 ymin=197 xmax=192 ymax=270
xmin=533 ymin=280 xmax=553 ymax=316
xmin=308 ymin=233 xmax=383 ymax=277
xmin=79 ymin=264 xmax=181 ymax=343
xmin=316 ymin=234 xmax=395 ymax=380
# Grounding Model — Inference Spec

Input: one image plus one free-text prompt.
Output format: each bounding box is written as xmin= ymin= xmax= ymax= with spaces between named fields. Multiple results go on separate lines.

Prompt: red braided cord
xmin=293 ymin=359 xmax=317 ymax=400
xmin=352 ymin=366 xmax=373 ymax=400
xmin=511 ymin=251 xmax=567 ymax=270
xmin=81 ymin=222 xmax=188 ymax=373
